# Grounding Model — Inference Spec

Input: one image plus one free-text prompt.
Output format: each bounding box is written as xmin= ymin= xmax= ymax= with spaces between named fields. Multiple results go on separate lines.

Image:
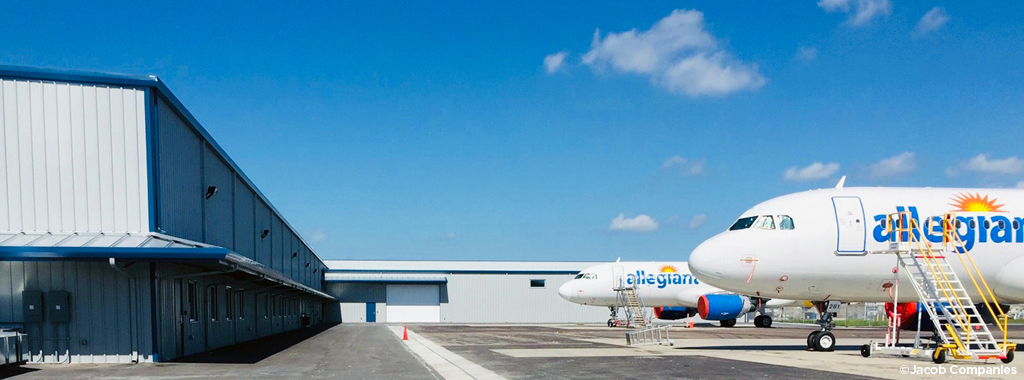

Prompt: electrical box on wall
xmin=48 ymin=291 xmax=71 ymax=323
xmin=23 ymin=290 xmax=43 ymax=322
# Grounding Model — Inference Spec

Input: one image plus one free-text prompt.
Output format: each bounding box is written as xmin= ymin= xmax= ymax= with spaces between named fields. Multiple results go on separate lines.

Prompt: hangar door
xmin=386 ymin=284 xmax=440 ymax=323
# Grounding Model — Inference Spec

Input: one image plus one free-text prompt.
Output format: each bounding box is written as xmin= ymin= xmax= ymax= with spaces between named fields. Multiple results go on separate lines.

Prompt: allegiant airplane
xmin=689 ymin=181 xmax=1024 ymax=352
xmin=558 ymin=261 xmax=794 ymax=328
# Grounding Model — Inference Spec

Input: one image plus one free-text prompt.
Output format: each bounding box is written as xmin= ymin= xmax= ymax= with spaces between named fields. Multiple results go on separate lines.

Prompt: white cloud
xmin=870 ymin=152 xmax=918 ymax=178
xmin=687 ymin=214 xmax=707 ymax=229
xmin=305 ymin=228 xmax=329 ymax=244
xmin=582 ymin=9 xmax=766 ymax=97
xmin=443 ymin=231 xmax=457 ymax=240
xmin=662 ymin=155 xmax=706 ymax=176
xmin=543 ymin=51 xmax=568 ymax=74
xmin=1016 ymin=181 xmax=1024 ymax=189
xmin=609 ymin=213 xmax=659 ymax=232
xmin=960 ymin=154 xmax=1024 ymax=174
xmin=818 ymin=0 xmax=892 ymax=27
xmin=784 ymin=162 xmax=841 ymax=181
xmin=797 ymin=46 xmax=818 ymax=62
xmin=916 ymin=7 xmax=950 ymax=35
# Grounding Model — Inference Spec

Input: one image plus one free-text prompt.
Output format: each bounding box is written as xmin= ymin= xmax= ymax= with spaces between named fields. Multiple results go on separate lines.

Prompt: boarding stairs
xmin=613 ymin=278 xmax=673 ymax=346
xmin=868 ymin=212 xmax=1014 ymax=363
xmin=615 ymin=286 xmax=647 ymax=329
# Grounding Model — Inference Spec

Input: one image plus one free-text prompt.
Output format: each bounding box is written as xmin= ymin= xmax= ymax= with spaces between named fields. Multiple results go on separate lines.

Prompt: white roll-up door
xmin=386 ymin=284 xmax=440 ymax=323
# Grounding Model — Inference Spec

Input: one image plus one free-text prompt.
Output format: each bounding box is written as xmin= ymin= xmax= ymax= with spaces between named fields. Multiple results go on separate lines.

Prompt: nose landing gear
xmin=807 ymin=300 xmax=840 ymax=352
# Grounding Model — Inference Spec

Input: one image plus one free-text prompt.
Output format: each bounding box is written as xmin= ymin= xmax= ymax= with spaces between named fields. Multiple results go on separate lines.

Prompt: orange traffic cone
xmin=403 ymin=326 xmax=409 ymax=340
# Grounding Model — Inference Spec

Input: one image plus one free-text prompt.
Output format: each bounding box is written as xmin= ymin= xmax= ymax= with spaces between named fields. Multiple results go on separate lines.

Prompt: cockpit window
xmin=755 ymin=215 xmax=775 ymax=230
xmin=574 ymin=273 xmax=598 ymax=280
xmin=778 ymin=215 xmax=794 ymax=230
xmin=730 ymin=215 xmax=793 ymax=231
xmin=729 ymin=216 xmax=758 ymax=231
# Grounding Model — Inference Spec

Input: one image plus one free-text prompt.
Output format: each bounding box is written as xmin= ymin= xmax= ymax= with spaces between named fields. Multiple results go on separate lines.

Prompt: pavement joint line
xmin=390 ymin=326 xmax=508 ymax=380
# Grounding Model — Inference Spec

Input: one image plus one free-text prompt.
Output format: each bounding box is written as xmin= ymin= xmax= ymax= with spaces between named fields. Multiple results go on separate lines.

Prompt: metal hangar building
xmin=0 ymin=67 xmax=334 ymax=364
xmin=324 ymin=260 xmax=609 ymax=323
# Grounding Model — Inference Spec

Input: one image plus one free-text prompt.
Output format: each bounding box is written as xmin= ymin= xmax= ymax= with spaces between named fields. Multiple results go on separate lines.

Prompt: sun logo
xmin=950 ymin=193 xmax=1005 ymax=213
xmin=660 ymin=265 xmax=678 ymax=273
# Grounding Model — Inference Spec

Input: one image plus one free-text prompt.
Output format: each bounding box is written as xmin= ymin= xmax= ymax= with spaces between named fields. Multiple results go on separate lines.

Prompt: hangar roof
xmin=0 ymin=65 xmax=327 ymax=266
xmin=0 ymin=232 xmax=334 ymax=300
xmin=325 ymin=260 xmax=603 ymax=274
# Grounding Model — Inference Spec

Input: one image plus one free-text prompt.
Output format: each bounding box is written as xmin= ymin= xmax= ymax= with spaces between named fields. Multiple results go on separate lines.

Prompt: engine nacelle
xmin=653 ymin=306 xmax=697 ymax=320
xmin=698 ymin=294 xmax=754 ymax=321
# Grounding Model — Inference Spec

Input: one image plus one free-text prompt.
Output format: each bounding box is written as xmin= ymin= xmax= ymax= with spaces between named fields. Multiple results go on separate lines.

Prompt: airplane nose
xmin=688 ymin=237 xmax=725 ymax=281
xmin=558 ymin=282 xmax=574 ymax=301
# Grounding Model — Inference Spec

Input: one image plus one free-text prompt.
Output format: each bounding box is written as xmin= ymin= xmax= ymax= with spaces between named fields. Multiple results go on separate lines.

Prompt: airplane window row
xmin=573 ymin=273 xmax=598 ymax=280
xmin=729 ymin=215 xmax=795 ymax=231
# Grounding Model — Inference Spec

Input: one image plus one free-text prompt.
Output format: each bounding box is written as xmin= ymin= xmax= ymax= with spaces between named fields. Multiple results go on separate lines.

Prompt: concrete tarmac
xmin=4 ymin=323 xmax=1022 ymax=379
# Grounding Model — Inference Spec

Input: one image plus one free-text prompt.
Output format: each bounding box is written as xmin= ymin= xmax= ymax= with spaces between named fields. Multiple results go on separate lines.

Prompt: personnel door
xmin=833 ymin=196 xmax=866 ymax=254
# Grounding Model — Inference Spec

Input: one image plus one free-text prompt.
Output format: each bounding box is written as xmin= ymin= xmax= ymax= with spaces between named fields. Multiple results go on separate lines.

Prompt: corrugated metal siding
xmin=441 ymin=274 xmax=606 ymax=323
xmin=272 ymin=216 xmax=284 ymax=273
xmin=326 ymin=283 xmax=386 ymax=303
xmin=0 ymin=261 xmax=153 ymax=363
xmin=232 ymin=176 xmax=255 ymax=259
xmin=156 ymin=98 xmax=202 ymax=241
xmin=254 ymin=200 xmax=271 ymax=265
xmin=0 ymin=79 xmax=149 ymax=233
xmin=202 ymin=145 xmax=234 ymax=249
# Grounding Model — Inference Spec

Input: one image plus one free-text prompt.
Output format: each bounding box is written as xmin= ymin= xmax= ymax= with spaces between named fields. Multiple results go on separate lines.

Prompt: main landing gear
xmin=719 ymin=318 xmax=736 ymax=327
xmin=806 ymin=300 xmax=840 ymax=352
xmin=754 ymin=315 xmax=773 ymax=328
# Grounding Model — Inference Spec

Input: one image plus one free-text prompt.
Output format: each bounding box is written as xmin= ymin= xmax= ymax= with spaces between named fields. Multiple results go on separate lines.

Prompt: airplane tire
xmin=1002 ymin=349 xmax=1014 ymax=364
xmin=860 ymin=344 xmax=871 ymax=357
xmin=754 ymin=315 xmax=764 ymax=327
xmin=807 ymin=331 xmax=820 ymax=349
xmin=761 ymin=315 xmax=772 ymax=328
xmin=814 ymin=331 xmax=836 ymax=352
xmin=720 ymin=318 xmax=736 ymax=328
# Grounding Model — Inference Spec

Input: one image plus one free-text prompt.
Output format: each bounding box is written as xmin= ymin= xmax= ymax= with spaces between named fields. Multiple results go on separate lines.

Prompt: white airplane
xmin=558 ymin=261 xmax=792 ymax=327
xmin=688 ymin=182 xmax=1024 ymax=352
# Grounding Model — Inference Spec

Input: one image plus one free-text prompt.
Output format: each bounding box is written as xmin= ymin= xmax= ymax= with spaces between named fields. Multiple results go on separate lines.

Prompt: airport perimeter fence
xmin=766 ymin=303 xmax=1024 ymax=327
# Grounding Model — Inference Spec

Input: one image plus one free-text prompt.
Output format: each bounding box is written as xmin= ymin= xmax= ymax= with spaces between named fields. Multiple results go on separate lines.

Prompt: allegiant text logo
xmin=872 ymin=206 xmax=1024 ymax=252
xmin=625 ymin=270 xmax=699 ymax=288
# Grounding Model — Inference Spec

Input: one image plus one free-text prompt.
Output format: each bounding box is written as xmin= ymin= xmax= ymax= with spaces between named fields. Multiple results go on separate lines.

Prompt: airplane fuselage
xmin=689 ymin=187 xmax=1024 ymax=304
xmin=559 ymin=262 xmax=717 ymax=307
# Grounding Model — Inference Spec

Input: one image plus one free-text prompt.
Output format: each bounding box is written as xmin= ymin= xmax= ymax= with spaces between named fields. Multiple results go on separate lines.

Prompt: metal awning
xmin=325 ymin=273 xmax=448 ymax=283
xmin=0 ymin=232 xmax=335 ymax=301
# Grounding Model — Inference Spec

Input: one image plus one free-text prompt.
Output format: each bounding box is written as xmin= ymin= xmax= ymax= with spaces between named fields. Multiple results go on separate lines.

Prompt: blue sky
xmin=3 ymin=1 xmax=1024 ymax=261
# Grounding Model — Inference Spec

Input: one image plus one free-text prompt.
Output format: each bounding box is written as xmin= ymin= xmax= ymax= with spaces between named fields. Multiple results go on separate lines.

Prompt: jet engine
xmin=653 ymin=306 xmax=697 ymax=320
xmin=698 ymin=294 xmax=754 ymax=320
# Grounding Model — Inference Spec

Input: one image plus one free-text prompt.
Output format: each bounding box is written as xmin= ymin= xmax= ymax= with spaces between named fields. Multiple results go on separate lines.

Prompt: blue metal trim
xmin=0 ymin=246 xmax=232 ymax=261
xmin=0 ymin=65 xmax=156 ymax=89
xmin=325 ymin=279 xmax=448 ymax=284
xmin=144 ymin=88 xmax=158 ymax=232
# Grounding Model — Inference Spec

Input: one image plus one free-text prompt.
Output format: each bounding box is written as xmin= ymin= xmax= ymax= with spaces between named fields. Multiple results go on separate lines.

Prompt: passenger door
xmin=611 ymin=266 xmax=625 ymax=289
xmin=832 ymin=196 xmax=866 ymax=254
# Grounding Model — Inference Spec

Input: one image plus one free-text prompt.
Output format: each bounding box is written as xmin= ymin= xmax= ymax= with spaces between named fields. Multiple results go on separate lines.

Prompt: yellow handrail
xmin=941 ymin=213 xmax=1009 ymax=346
xmin=889 ymin=212 xmax=972 ymax=352
xmin=906 ymin=217 xmax=974 ymax=346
